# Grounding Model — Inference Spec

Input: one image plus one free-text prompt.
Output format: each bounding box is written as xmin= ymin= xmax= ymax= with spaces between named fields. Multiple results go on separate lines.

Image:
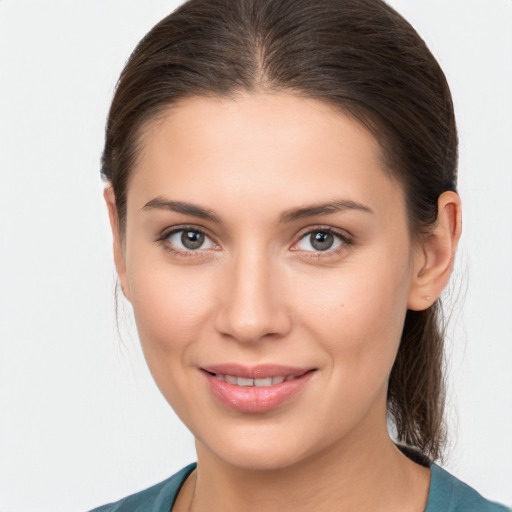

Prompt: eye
xmin=165 ymin=228 xmax=217 ymax=252
xmin=294 ymin=229 xmax=346 ymax=252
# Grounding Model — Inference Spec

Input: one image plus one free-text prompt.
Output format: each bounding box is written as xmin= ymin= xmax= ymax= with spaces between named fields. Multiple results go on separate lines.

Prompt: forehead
xmin=128 ymin=93 xmax=405 ymax=221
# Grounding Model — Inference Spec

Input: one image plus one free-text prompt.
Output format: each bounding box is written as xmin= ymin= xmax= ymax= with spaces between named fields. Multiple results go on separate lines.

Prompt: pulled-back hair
xmin=102 ymin=0 xmax=457 ymax=461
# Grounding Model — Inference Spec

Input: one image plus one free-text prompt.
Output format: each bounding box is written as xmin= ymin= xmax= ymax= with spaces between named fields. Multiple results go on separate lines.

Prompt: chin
xmin=214 ymin=444 xmax=311 ymax=472
xmin=194 ymin=422 xmax=336 ymax=472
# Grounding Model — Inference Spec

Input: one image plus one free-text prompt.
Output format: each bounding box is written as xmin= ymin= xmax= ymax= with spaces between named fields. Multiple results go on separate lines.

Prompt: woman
xmin=91 ymin=0 xmax=509 ymax=510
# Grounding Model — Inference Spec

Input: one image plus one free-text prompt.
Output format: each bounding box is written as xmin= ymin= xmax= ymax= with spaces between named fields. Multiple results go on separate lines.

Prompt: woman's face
xmin=115 ymin=93 xmax=423 ymax=470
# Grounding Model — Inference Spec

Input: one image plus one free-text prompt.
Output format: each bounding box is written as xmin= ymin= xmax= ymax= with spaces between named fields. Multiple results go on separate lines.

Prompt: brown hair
xmin=102 ymin=0 xmax=457 ymax=461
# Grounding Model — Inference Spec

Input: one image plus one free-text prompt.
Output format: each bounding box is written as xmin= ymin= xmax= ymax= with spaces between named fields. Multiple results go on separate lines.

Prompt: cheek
xmin=295 ymin=256 xmax=411 ymax=378
xmin=126 ymin=265 xmax=220 ymax=425
xmin=126 ymin=259 xmax=215 ymax=369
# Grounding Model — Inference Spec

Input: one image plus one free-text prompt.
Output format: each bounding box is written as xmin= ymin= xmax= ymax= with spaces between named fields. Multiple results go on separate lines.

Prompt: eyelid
xmin=290 ymin=226 xmax=353 ymax=254
xmin=156 ymin=223 xmax=353 ymax=257
xmin=157 ymin=224 xmax=220 ymax=254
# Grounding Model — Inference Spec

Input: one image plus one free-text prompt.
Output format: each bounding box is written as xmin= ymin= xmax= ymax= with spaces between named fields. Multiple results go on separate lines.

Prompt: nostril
xmin=213 ymin=269 xmax=293 ymax=343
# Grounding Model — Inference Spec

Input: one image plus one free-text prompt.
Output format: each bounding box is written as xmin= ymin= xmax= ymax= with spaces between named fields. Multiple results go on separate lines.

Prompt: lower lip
xmin=203 ymin=371 xmax=316 ymax=413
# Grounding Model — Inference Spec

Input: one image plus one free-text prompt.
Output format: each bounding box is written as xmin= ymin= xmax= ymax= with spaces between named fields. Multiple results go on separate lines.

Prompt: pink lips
xmin=201 ymin=364 xmax=316 ymax=413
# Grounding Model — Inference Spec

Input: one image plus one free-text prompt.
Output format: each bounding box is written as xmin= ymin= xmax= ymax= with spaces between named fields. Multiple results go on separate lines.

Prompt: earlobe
xmin=408 ymin=191 xmax=462 ymax=311
xmin=103 ymin=186 xmax=131 ymax=302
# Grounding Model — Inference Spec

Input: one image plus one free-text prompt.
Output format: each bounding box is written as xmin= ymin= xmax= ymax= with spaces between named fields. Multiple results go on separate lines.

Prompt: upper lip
xmin=201 ymin=364 xmax=313 ymax=379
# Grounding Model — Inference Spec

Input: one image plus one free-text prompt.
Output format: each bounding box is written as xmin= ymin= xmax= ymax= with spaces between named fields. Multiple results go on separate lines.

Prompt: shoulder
xmin=426 ymin=464 xmax=510 ymax=512
xmin=87 ymin=463 xmax=197 ymax=512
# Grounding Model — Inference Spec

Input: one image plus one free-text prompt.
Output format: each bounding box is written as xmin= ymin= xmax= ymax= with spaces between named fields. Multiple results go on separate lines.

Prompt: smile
xmin=201 ymin=365 xmax=316 ymax=413
xmin=212 ymin=374 xmax=297 ymax=386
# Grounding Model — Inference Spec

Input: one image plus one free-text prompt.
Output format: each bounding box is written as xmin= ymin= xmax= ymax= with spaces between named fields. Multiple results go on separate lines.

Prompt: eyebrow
xmin=280 ymin=199 xmax=374 ymax=222
xmin=142 ymin=196 xmax=373 ymax=224
xmin=142 ymin=197 xmax=221 ymax=223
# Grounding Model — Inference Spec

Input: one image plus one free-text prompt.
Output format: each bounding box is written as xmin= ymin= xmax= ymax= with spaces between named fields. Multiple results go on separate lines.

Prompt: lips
xmin=214 ymin=374 xmax=292 ymax=386
xmin=201 ymin=364 xmax=316 ymax=413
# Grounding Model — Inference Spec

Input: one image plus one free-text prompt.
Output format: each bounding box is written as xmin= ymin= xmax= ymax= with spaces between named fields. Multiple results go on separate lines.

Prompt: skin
xmin=105 ymin=93 xmax=461 ymax=512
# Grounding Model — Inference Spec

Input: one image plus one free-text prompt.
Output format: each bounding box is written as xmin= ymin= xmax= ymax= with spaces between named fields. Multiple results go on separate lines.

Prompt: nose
xmin=214 ymin=248 xmax=292 ymax=344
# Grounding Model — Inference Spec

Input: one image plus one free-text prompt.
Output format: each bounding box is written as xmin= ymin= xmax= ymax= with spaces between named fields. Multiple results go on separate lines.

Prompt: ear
xmin=104 ymin=186 xmax=131 ymax=302
xmin=408 ymin=191 xmax=462 ymax=311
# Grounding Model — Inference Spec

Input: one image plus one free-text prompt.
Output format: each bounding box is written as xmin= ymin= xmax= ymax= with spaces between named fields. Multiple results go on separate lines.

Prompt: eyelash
xmin=156 ymin=225 xmax=217 ymax=257
xmin=156 ymin=225 xmax=353 ymax=259
xmin=291 ymin=226 xmax=353 ymax=259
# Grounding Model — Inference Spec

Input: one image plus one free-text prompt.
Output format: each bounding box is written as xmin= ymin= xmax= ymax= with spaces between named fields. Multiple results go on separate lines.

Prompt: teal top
xmin=89 ymin=463 xmax=510 ymax=512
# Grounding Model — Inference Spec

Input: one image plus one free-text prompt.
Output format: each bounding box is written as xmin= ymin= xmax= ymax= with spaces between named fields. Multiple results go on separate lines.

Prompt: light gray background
xmin=0 ymin=1 xmax=511 ymax=511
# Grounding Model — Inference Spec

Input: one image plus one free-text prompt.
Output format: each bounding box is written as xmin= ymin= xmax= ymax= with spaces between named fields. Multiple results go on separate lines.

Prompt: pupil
xmin=311 ymin=231 xmax=333 ymax=251
xmin=181 ymin=230 xmax=204 ymax=249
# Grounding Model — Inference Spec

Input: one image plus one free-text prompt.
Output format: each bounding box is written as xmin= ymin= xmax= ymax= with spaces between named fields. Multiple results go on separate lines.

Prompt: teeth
xmin=225 ymin=375 xmax=237 ymax=385
xmin=254 ymin=377 xmax=272 ymax=386
xmin=215 ymin=374 xmax=294 ymax=386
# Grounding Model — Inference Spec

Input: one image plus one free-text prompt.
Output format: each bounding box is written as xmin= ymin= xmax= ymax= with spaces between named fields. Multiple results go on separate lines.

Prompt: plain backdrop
xmin=0 ymin=1 xmax=511 ymax=511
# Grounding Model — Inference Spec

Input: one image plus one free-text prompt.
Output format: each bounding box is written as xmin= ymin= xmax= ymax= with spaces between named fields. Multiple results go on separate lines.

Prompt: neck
xmin=176 ymin=407 xmax=430 ymax=512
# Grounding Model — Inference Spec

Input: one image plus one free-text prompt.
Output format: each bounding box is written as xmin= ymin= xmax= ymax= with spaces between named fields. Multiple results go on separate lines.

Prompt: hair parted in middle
xmin=102 ymin=0 xmax=458 ymax=461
